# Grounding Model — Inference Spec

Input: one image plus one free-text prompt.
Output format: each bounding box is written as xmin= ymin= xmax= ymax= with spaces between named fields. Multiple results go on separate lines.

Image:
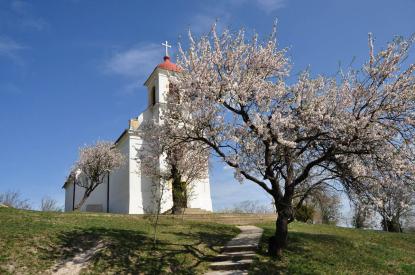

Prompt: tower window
xmin=151 ymin=86 xmax=156 ymax=106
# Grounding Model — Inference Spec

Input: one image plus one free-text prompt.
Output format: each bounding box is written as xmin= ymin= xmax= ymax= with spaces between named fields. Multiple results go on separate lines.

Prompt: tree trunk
xmin=171 ymin=164 xmax=187 ymax=214
xmin=74 ymin=193 xmax=88 ymax=211
xmin=172 ymin=180 xmax=187 ymax=214
xmin=268 ymin=196 xmax=294 ymax=257
xmin=268 ymin=153 xmax=296 ymax=257
xmin=268 ymin=210 xmax=291 ymax=257
xmin=382 ymin=217 xmax=402 ymax=232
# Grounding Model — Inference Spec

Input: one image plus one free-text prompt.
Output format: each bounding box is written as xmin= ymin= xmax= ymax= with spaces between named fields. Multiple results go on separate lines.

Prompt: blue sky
xmin=0 ymin=0 xmax=414 ymax=212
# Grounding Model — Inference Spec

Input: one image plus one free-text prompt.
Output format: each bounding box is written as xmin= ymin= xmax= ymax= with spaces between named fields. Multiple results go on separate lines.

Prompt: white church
xmin=63 ymin=44 xmax=213 ymax=214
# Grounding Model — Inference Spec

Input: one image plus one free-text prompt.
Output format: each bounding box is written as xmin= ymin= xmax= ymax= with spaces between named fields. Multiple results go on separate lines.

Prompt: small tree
xmin=145 ymin=176 xmax=170 ymax=248
xmin=73 ymin=141 xmax=125 ymax=210
xmin=349 ymin=196 xmax=374 ymax=229
xmin=295 ymin=204 xmax=315 ymax=223
xmin=40 ymin=196 xmax=61 ymax=212
xmin=314 ymin=190 xmax=341 ymax=225
xmin=137 ymin=118 xmax=209 ymax=214
xmin=0 ymin=191 xmax=31 ymax=209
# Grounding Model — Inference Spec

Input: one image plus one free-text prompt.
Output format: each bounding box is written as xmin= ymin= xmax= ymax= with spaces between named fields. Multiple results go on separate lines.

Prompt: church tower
xmin=143 ymin=49 xmax=181 ymax=122
xmin=141 ymin=43 xmax=213 ymax=212
xmin=143 ymin=41 xmax=178 ymax=121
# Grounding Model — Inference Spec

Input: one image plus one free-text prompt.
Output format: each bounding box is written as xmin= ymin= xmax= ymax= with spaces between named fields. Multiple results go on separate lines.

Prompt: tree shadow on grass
xmin=40 ymin=226 xmax=234 ymax=274
xmin=249 ymin=226 xmax=354 ymax=275
xmin=173 ymin=229 xmax=237 ymax=252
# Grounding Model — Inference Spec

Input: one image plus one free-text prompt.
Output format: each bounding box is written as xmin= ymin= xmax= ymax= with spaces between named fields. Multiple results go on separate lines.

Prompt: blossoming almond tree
xmin=165 ymin=23 xmax=415 ymax=256
xmin=73 ymin=141 xmax=125 ymax=210
xmin=136 ymin=118 xmax=209 ymax=214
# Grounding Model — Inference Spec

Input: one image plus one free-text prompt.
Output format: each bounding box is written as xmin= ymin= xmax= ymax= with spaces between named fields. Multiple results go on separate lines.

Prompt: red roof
xmin=157 ymin=56 xmax=181 ymax=72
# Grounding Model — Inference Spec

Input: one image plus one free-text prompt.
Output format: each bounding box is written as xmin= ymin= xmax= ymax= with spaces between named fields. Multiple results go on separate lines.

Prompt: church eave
xmin=143 ymin=67 xmax=179 ymax=87
xmin=143 ymin=67 xmax=158 ymax=87
xmin=114 ymin=129 xmax=128 ymax=145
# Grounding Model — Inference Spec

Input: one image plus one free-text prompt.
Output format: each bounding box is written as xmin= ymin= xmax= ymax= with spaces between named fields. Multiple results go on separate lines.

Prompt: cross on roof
xmin=162 ymin=40 xmax=171 ymax=57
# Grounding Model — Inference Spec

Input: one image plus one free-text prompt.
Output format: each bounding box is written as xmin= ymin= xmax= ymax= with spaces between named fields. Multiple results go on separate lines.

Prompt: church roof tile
xmin=157 ymin=56 xmax=181 ymax=72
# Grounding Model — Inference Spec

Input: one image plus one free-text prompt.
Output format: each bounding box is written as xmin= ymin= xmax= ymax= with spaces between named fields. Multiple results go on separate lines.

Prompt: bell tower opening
xmin=150 ymin=86 xmax=156 ymax=106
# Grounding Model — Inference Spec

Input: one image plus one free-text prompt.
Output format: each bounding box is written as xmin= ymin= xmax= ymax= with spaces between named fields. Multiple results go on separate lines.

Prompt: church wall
xmin=154 ymin=72 xmax=174 ymax=213
xmin=158 ymin=155 xmax=173 ymax=213
xmin=109 ymin=134 xmax=130 ymax=213
xmin=64 ymin=182 xmax=74 ymax=212
xmin=135 ymin=73 xmax=174 ymax=214
xmin=71 ymin=176 xmax=108 ymax=212
xmin=128 ymin=134 xmax=145 ymax=214
xmin=128 ymin=108 xmax=155 ymax=214
xmin=187 ymin=177 xmax=213 ymax=211
xmin=157 ymin=72 xmax=169 ymax=104
xmin=128 ymin=121 xmax=174 ymax=214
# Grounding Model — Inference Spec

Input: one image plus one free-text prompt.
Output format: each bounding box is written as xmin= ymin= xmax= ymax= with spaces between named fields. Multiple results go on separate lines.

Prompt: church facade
xmin=63 ymin=54 xmax=213 ymax=214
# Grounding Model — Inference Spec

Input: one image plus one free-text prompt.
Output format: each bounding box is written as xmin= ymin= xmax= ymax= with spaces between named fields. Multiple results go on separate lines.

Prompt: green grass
xmin=0 ymin=207 xmax=239 ymax=274
xmin=2 ymin=208 xmax=414 ymax=274
xmin=250 ymin=222 xmax=415 ymax=275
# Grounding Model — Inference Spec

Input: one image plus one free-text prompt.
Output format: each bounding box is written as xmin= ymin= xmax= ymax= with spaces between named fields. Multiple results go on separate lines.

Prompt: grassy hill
xmin=251 ymin=222 xmax=415 ymax=274
xmin=1 ymin=208 xmax=414 ymax=274
xmin=0 ymin=207 xmax=238 ymax=274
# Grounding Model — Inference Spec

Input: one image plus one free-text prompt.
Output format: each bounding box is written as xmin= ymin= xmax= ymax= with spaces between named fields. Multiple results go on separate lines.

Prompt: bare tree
xmin=314 ymin=190 xmax=341 ymax=225
xmin=72 ymin=141 xmax=125 ymax=210
xmin=163 ymin=23 xmax=415 ymax=256
xmin=40 ymin=196 xmax=61 ymax=212
xmin=351 ymin=202 xmax=372 ymax=229
xmin=0 ymin=191 xmax=31 ymax=209
xmin=141 ymin=175 xmax=171 ymax=248
xmin=293 ymin=183 xmax=341 ymax=224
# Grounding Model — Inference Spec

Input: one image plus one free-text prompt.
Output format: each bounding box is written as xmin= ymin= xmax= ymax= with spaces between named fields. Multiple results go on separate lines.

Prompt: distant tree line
xmin=0 ymin=191 xmax=62 ymax=212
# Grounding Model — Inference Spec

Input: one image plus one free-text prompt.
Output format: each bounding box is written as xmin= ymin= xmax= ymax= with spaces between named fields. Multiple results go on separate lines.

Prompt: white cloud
xmin=0 ymin=36 xmax=25 ymax=62
xmin=0 ymin=83 xmax=22 ymax=95
xmin=254 ymin=0 xmax=286 ymax=12
xmin=186 ymin=0 xmax=285 ymax=35
xmin=189 ymin=13 xmax=230 ymax=35
xmin=19 ymin=17 xmax=47 ymax=31
xmin=105 ymin=43 xmax=162 ymax=79
xmin=104 ymin=42 xmax=170 ymax=95
xmin=9 ymin=0 xmax=47 ymax=31
xmin=10 ymin=0 xmax=31 ymax=14
xmin=230 ymin=0 xmax=286 ymax=13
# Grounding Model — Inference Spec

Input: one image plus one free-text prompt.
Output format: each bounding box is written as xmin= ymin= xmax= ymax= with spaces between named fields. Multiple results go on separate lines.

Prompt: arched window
xmin=151 ymin=86 xmax=156 ymax=106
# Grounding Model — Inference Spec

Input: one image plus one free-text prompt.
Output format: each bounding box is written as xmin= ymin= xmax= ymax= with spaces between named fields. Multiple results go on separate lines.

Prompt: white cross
xmin=162 ymin=40 xmax=171 ymax=57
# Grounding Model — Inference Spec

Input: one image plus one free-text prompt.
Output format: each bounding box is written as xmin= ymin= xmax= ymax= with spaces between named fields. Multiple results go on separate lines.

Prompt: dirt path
xmin=49 ymin=241 xmax=105 ymax=275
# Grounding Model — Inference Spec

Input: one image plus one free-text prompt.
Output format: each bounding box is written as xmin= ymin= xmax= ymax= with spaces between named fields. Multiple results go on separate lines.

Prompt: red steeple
xmin=157 ymin=56 xmax=181 ymax=72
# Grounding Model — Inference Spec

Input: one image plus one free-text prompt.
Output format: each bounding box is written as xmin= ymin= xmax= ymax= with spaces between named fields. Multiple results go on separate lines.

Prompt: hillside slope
xmin=1 ymin=208 xmax=414 ymax=274
xmin=251 ymin=222 xmax=415 ymax=274
xmin=0 ymin=208 xmax=238 ymax=274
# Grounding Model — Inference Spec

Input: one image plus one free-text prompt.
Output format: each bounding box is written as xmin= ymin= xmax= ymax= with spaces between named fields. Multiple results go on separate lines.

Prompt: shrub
xmin=295 ymin=204 xmax=315 ymax=223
